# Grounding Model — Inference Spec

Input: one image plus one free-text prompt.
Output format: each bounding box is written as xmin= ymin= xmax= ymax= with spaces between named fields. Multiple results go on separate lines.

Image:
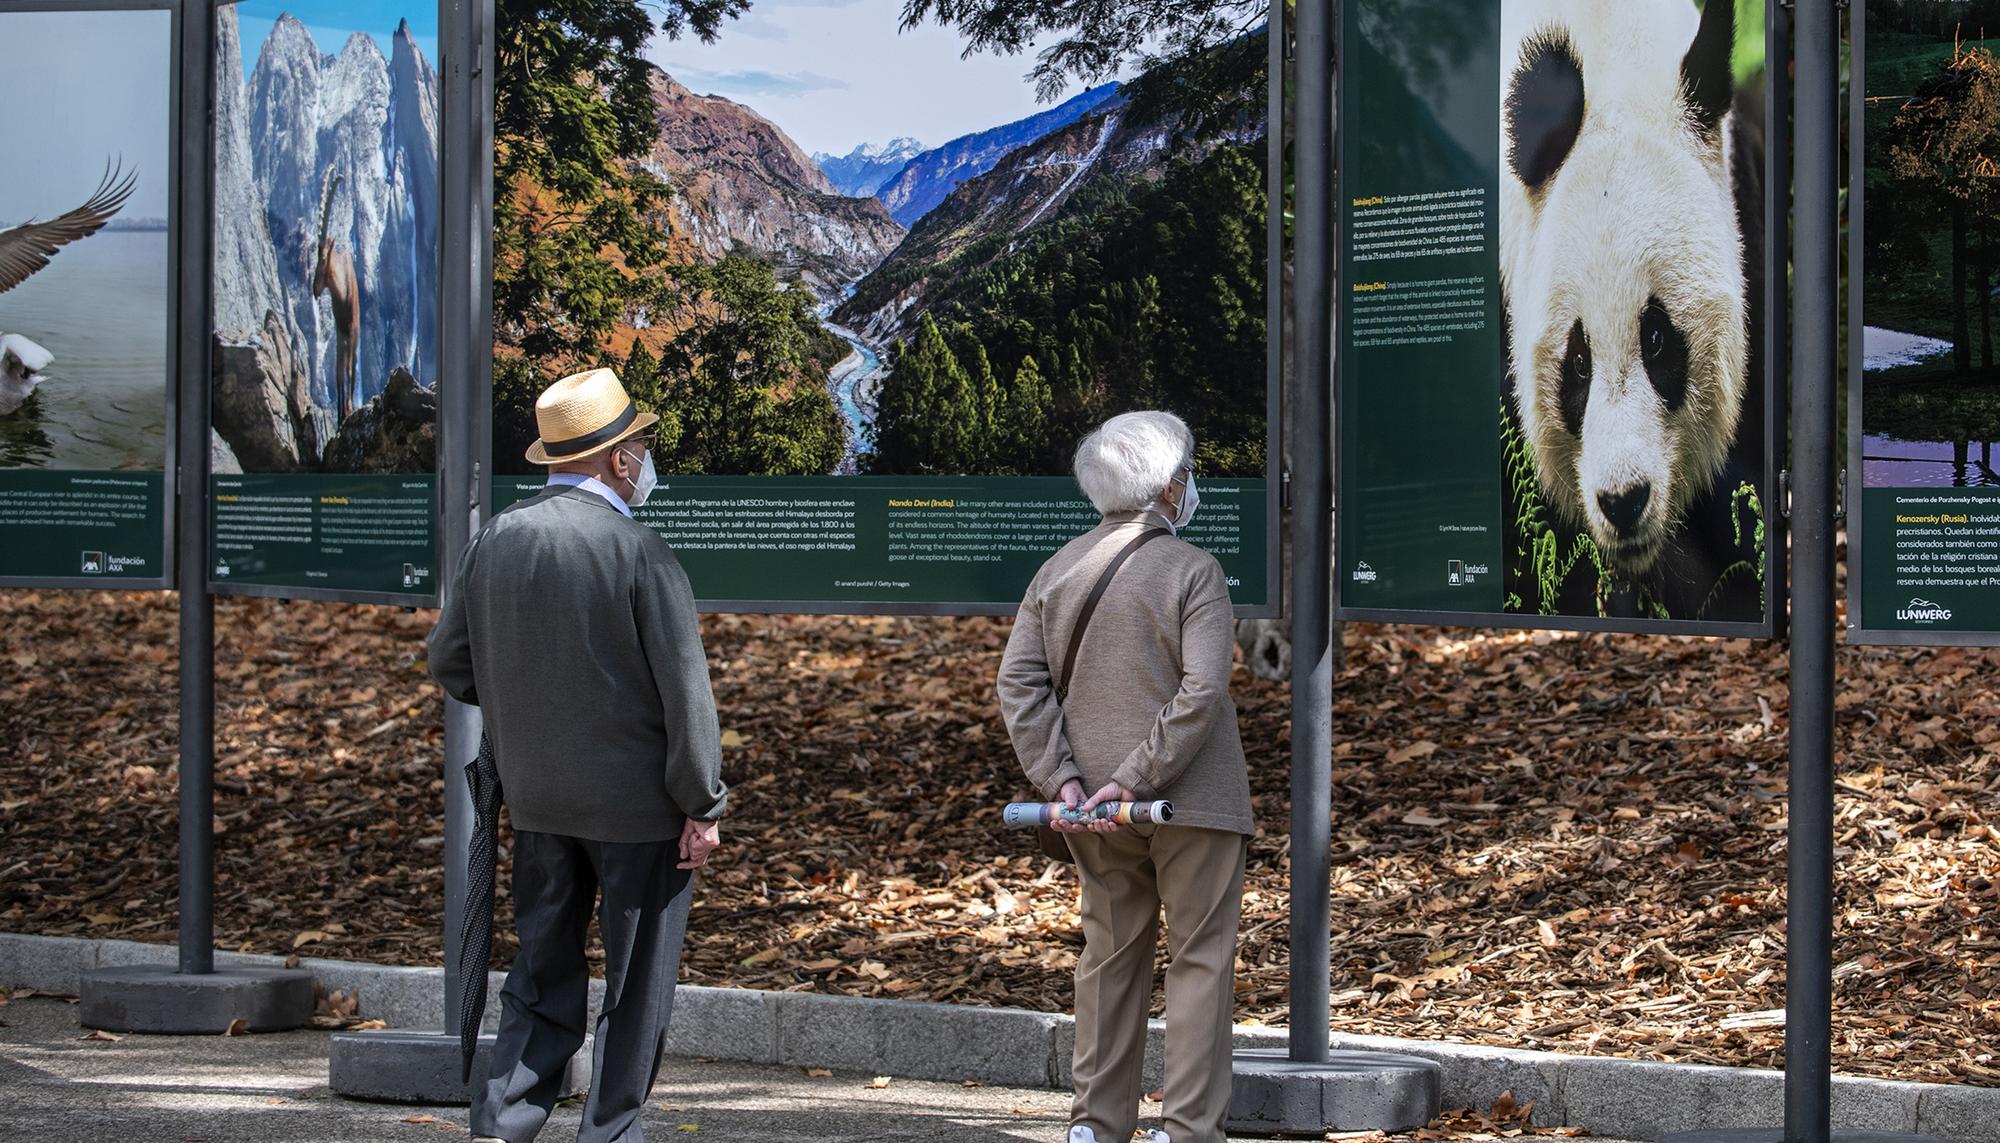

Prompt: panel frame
xmin=1330 ymin=0 xmax=1787 ymax=640
xmin=476 ymin=1 xmax=1287 ymax=619
xmin=1845 ymin=4 xmax=2000 ymax=648
xmin=203 ymin=0 xmax=445 ymax=608
xmin=0 ymin=0 xmax=184 ymax=592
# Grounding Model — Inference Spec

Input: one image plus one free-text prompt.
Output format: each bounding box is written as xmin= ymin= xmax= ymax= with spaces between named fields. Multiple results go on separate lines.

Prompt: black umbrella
xmin=459 ymin=732 xmax=502 ymax=1083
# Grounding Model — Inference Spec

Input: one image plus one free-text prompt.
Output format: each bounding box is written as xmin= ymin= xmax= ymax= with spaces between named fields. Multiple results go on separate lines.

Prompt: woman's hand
xmin=1078 ymin=781 xmax=1138 ymax=832
xmin=1053 ymin=779 xmax=1092 ymax=832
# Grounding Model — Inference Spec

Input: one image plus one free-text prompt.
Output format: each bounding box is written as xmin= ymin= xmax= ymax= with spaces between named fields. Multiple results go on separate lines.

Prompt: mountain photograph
xmin=210 ymin=1 xmax=440 ymax=477
xmin=493 ymin=0 xmax=1270 ymax=480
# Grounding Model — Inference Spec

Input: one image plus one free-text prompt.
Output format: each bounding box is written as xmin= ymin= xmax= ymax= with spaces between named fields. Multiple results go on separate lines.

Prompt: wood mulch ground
xmin=2 ymin=588 xmax=1998 ymax=1087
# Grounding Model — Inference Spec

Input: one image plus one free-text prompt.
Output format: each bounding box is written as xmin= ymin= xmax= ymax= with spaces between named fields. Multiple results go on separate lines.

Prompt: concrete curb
xmin=5 ymin=932 xmax=1995 ymax=1141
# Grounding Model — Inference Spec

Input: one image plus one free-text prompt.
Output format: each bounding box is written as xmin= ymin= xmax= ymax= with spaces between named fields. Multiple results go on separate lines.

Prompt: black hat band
xmin=543 ymin=401 xmax=638 ymax=456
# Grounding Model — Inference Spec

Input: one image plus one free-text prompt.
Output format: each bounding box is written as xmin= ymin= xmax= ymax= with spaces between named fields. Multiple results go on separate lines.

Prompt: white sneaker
xmin=1144 ymin=1131 xmax=1173 ymax=1143
xmin=1067 ymin=1128 xmax=1101 ymax=1143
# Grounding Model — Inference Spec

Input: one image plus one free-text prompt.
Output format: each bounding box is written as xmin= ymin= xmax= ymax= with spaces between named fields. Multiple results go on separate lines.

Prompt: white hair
xmin=1073 ymin=411 xmax=1194 ymax=515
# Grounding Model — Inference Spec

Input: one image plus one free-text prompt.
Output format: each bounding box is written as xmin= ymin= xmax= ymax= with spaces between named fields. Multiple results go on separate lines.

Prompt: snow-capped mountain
xmin=813 ymin=137 xmax=926 ymax=198
xmin=872 ymin=83 xmax=1119 ymax=228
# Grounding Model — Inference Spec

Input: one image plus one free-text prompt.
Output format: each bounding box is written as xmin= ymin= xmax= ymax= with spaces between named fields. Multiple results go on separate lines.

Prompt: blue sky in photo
xmin=652 ymin=0 xmax=1120 ymax=157
xmin=233 ymin=0 xmax=440 ymax=82
xmin=0 ymin=9 xmax=173 ymax=220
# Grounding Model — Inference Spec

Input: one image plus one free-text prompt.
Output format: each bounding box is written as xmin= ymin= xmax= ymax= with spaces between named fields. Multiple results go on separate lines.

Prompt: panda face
xmin=1499 ymin=0 xmax=1747 ymax=577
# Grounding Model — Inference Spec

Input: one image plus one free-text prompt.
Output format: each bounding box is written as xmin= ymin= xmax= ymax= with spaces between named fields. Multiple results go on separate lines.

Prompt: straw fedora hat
xmin=524 ymin=368 xmax=660 ymax=465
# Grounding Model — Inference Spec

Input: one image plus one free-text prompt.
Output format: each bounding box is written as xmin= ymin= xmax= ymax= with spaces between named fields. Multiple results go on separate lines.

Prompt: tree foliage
xmin=900 ymin=0 xmax=1266 ymax=104
xmin=1881 ymin=45 xmax=2000 ymax=374
xmin=492 ymin=0 xmax=850 ymax=475
xmin=866 ymin=143 xmax=1267 ymax=476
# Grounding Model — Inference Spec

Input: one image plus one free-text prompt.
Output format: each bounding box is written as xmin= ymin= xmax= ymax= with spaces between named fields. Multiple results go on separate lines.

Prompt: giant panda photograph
xmin=1497 ymin=0 xmax=1768 ymax=623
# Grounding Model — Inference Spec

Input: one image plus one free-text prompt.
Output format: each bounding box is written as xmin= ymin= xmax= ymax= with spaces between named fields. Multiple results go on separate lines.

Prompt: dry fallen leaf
xmin=7 ymin=591 xmax=2000 ymax=1088
xmin=866 ymin=1075 xmax=892 ymax=1089
xmin=223 ymin=1018 xmax=248 ymax=1036
xmin=803 ymin=1068 xmax=833 ymax=1078
xmin=1388 ymin=740 xmax=1439 ymax=764
xmin=81 ymin=1029 xmax=121 ymax=1042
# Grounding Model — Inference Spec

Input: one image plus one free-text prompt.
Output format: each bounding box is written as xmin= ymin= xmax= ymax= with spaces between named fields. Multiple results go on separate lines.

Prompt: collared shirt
xmin=545 ymin=471 xmax=633 ymax=518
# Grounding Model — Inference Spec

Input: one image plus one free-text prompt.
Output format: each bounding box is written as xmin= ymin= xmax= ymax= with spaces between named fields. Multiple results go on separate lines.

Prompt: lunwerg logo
xmin=1352 ymin=560 xmax=1378 ymax=583
xmin=1896 ymin=597 xmax=1952 ymax=624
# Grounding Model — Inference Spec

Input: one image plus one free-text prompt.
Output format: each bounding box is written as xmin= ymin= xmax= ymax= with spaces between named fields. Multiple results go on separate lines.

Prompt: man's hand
xmin=679 ymin=817 xmax=721 ymax=871
xmin=1076 ymin=782 xmax=1137 ymax=833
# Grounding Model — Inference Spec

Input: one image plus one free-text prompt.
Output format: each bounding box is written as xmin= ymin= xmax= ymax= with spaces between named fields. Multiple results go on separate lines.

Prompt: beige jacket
xmin=997 ymin=511 xmax=1254 ymax=836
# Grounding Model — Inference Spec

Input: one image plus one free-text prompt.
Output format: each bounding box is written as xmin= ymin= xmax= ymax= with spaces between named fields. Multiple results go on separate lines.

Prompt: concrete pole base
xmin=329 ymin=1028 xmax=591 ymax=1105
xmin=1225 ymin=1048 xmax=1442 ymax=1135
xmin=1662 ymin=1131 xmax=1952 ymax=1143
xmin=78 ymin=965 xmax=313 ymax=1034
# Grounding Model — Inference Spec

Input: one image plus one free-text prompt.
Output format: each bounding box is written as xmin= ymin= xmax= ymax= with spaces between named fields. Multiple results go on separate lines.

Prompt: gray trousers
xmin=472 ymin=829 xmax=694 ymax=1143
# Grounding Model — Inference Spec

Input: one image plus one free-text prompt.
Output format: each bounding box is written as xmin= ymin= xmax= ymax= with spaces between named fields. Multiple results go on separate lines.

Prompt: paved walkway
xmin=0 ymin=996 xmax=1080 ymax=1142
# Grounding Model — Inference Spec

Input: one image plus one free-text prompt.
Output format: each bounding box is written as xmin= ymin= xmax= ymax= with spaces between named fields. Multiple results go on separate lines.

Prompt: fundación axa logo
xmin=1352 ymin=560 xmax=1379 ymax=583
xmin=1897 ymin=597 xmax=1953 ymax=624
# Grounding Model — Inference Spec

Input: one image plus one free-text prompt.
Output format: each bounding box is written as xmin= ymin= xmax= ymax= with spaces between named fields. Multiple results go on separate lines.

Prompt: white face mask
xmin=619 ymin=445 xmax=658 ymax=508
xmin=1169 ymin=470 xmax=1199 ymax=531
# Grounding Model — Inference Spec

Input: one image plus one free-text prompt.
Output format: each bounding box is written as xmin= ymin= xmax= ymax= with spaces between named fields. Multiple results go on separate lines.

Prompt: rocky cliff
xmin=210 ymin=7 xmax=291 ymax=340
xmin=646 ymin=70 xmax=904 ymax=296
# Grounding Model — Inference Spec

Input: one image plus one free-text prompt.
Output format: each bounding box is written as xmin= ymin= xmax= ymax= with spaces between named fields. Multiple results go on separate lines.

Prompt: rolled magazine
xmin=1003 ymin=800 xmax=1174 ymax=827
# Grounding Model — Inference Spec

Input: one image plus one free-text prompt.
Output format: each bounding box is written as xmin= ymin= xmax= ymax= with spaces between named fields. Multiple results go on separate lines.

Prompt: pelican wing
xmin=0 ymin=162 xmax=138 ymax=295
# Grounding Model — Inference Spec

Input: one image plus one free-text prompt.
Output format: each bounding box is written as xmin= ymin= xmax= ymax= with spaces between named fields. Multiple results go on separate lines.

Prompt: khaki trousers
xmin=1067 ymin=824 xmax=1248 ymax=1143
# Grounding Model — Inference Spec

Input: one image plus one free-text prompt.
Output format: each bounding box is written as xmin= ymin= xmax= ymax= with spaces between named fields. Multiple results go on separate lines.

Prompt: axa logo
xmin=1352 ymin=560 xmax=1379 ymax=583
xmin=1896 ymin=598 xmax=1952 ymax=623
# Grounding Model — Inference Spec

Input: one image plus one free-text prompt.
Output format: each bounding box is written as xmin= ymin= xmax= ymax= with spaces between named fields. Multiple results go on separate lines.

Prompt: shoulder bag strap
xmin=1055 ymin=527 xmax=1166 ymax=703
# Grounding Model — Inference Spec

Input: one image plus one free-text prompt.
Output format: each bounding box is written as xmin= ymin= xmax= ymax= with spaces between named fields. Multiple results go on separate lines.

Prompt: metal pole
xmin=1288 ymin=0 xmax=1335 ymax=1066
xmin=176 ymin=0 xmax=217 ymax=978
xmin=437 ymin=0 xmax=481 ymax=1036
xmin=1787 ymin=1 xmax=1837 ymax=1140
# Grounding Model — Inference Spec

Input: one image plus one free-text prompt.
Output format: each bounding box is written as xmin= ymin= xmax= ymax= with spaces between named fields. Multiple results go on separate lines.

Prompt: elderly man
xmin=430 ymin=367 xmax=727 ymax=1143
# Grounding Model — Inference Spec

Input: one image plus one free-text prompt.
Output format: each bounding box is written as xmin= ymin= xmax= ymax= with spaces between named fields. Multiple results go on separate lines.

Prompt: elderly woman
xmin=998 ymin=411 xmax=1254 ymax=1143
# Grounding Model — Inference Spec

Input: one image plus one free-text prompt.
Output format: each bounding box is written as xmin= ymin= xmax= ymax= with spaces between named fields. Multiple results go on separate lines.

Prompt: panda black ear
xmin=1506 ymin=31 xmax=1586 ymax=192
xmin=1681 ymin=0 xmax=1735 ymax=141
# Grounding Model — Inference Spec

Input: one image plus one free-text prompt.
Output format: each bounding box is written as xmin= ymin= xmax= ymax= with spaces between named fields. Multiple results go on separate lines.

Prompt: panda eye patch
xmin=1640 ymin=298 xmax=1689 ymax=411
xmin=1507 ymin=31 xmax=1586 ymax=192
xmin=1560 ymin=320 xmax=1590 ymax=438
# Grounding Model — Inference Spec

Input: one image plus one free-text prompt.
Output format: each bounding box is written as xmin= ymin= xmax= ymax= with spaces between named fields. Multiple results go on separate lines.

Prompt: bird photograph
xmin=0 ymin=165 xmax=138 ymax=417
xmin=0 ymin=6 xmax=172 ymax=471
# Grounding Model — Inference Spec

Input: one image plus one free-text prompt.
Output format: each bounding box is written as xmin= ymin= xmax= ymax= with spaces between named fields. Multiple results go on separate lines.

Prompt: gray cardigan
xmin=429 ymin=485 xmax=728 ymax=841
xmin=997 ymin=511 xmax=1254 ymax=836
